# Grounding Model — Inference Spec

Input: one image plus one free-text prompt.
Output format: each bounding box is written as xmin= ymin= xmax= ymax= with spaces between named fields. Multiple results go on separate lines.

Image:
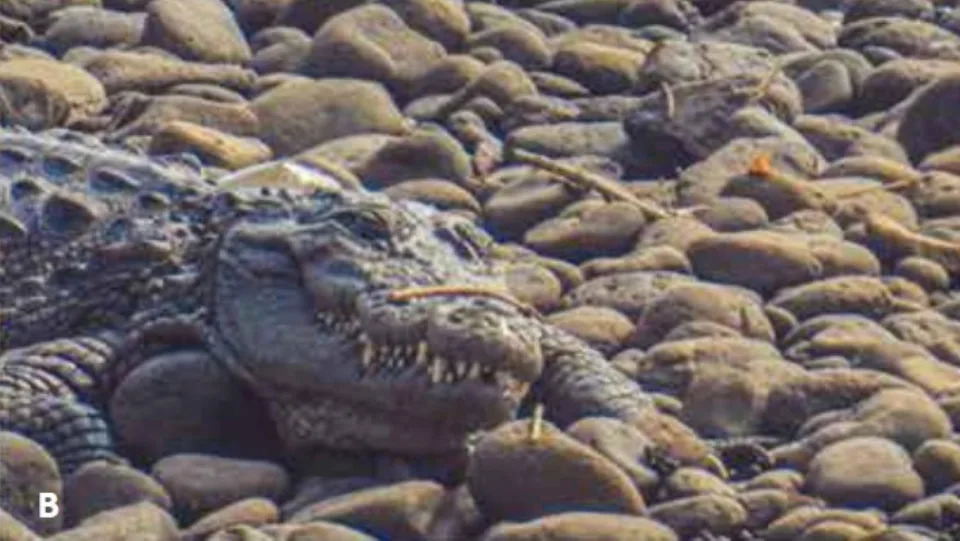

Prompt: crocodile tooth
xmin=416 ymin=341 xmax=429 ymax=366
xmin=454 ymin=361 xmax=467 ymax=380
xmin=360 ymin=339 xmax=373 ymax=371
xmin=430 ymin=357 xmax=444 ymax=383
xmin=467 ymin=363 xmax=481 ymax=380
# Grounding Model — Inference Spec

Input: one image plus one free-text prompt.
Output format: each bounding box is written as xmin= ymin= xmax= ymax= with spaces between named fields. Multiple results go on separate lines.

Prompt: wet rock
xmin=354 ymin=129 xmax=472 ymax=188
xmin=0 ymin=57 xmax=106 ymax=125
xmin=62 ymin=461 xmax=171 ymax=527
xmin=483 ymin=165 xmax=584 ymax=238
xmin=250 ymin=29 xmax=311 ymax=74
xmin=648 ymin=494 xmax=747 ymax=538
xmin=141 ymin=0 xmax=251 ymax=64
xmin=0 ymin=432 xmax=62 ymax=535
xmin=47 ymin=502 xmax=177 ymax=541
xmin=148 ymin=121 xmax=272 ymax=170
xmin=844 ymin=0 xmax=934 ymax=23
xmin=506 ymin=121 xmax=649 ymax=174
xmin=288 ymin=480 xmax=446 ymax=541
xmin=467 ymin=418 xmax=646 ymax=522
xmin=0 ymin=507 xmax=41 ymax=541
xmin=793 ymin=59 xmax=855 ymax=114
xmin=500 ymin=94 xmax=581 ymax=132
xmin=697 ymin=1 xmax=835 ymax=53
xmin=794 ymin=115 xmax=908 ymax=163
xmin=737 ymin=489 xmax=817 ymax=531
xmin=181 ymin=498 xmax=279 ymax=541
xmin=553 ymin=41 xmax=644 ymax=94
xmin=528 ymin=71 xmax=589 ymax=98
xmin=564 ymin=417 xmax=660 ymax=498
xmin=546 ymin=306 xmax=635 ymax=355
xmin=109 ymin=94 xmax=261 ymax=141
xmin=80 ymin=50 xmax=255 ymax=93
xmin=581 ymin=245 xmax=692 ymax=278
xmin=298 ymin=5 xmax=446 ymax=95
xmin=646 ymin=351 xmax=801 ymax=438
xmin=894 ymin=257 xmax=950 ymax=292
xmin=384 ymin=180 xmax=480 ymax=214
xmin=891 ymin=493 xmax=960 ymax=532
xmin=676 ymin=136 xmax=825 ymax=206
xmin=635 ymin=40 xmax=775 ymax=93
xmin=860 ymin=59 xmax=960 ymax=115
xmin=801 ymin=235 xmax=881 ymax=278
xmin=662 ymin=467 xmax=736 ymax=500
xmin=628 ymin=336 xmax=783 ymax=394
xmin=480 ymin=512 xmax=677 ymax=541
xmin=260 ymin=521 xmax=378 ymax=540
xmin=445 ymin=60 xmax=539 ymax=116
xmin=151 ymin=454 xmax=290 ymax=522
xmin=624 ymin=73 xmax=803 ymax=161
xmin=504 ymin=262 xmax=564 ymax=312
xmin=562 ymin=270 xmax=697 ymax=318
xmin=773 ymin=387 xmax=951 ymax=469
xmin=762 ymin=507 xmax=887 ymax=541
xmin=805 ymin=437 xmax=924 ymax=512
xmin=882 ymin=310 xmax=960 ymax=360
xmin=42 ymin=7 xmax=143 ymax=55
xmin=693 ymin=197 xmax=769 ymax=232
xmin=634 ymin=215 xmax=716 ymax=253
xmin=523 ymin=200 xmax=646 ymax=261
xmin=839 ymin=17 xmax=960 ymax=61
xmin=251 ymin=78 xmax=409 ymax=156
xmin=687 ymin=231 xmax=823 ymax=294
xmin=166 ymin=83 xmax=247 ymax=104
xmin=912 ymin=439 xmax=960 ymax=493
xmin=412 ymin=55 xmax=485 ymax=97
xmin=468 ymin=24 xmax=551 ymax=69
xmin=771 ymin=276 xmax=897 ymax=321
xmin=630 ymin=282 xmax=774 ymax=349
xmin=516 ymin=8 xmax=577 ymax=36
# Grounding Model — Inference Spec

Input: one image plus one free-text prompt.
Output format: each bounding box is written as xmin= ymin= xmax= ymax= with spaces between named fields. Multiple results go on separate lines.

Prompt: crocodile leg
xmin=533 ymin=324 xmax=713 ymax=469
xmin=0 ymin=392 xmax=119 ymax=472
xmin=0 ymin=334 xmax=124 ymax=472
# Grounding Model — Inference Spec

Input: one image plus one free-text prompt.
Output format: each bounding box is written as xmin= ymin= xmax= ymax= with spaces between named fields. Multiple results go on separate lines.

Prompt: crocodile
xmin=0 ymin=127 xmax=713 ymax=475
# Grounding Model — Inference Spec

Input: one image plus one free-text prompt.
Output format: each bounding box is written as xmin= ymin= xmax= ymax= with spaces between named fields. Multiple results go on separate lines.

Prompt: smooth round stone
xmin=805 ymin=437 xmax=924 ymax=512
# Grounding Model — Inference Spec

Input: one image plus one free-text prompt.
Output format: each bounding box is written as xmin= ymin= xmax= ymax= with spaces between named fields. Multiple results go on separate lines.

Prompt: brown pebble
xmin=148 ymin=121 xmax=272 ymax=170
xmin=288 ymin=480 xmax=447 ymax=541
xmin=0 ymin=431 xmax=62 ymax=535
xmin=467 ymin=418 xmax=646 ymax=522
xmin=151 ymin=454 xmax=289 ymax=522
xmin=63 ymin=461 xmax=171 ymax=527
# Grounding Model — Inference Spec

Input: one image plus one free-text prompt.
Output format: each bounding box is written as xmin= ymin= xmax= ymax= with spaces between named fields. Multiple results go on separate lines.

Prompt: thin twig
xmin=387 ymin=285 xmax=540 ymax=317
xmin=509 ymin=147 xmax=676 ymax=220
xmin=528 ymin=403 xmax=545 ymax=442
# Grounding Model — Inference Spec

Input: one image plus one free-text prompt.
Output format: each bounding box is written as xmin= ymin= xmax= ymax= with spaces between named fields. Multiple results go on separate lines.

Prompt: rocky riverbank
xmin=5 ymin=0 xmax=960 ymax=539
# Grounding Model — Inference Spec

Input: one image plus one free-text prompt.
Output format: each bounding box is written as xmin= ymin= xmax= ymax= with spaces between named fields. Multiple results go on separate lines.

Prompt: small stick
xmin=828 ymin=178 xmax=919 ymax=201
xmin=509 ymin=147 xmax=676 ymax=220
xmin=528 ymin=403 xmax=545 ymax=442
xmin=387 ymin=285 xmax=540 ymax=317
xmin=746 ymin=60 xmax=784 ymax=103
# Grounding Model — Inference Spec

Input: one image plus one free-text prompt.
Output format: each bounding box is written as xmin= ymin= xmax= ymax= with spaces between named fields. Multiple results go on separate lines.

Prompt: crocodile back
xmin=0 ymin=128 xmax=220 ymax=350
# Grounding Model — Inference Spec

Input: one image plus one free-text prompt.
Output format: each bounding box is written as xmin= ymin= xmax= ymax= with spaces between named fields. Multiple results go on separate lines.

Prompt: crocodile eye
xmin=333 ymin=209 xmax=391 ymax=242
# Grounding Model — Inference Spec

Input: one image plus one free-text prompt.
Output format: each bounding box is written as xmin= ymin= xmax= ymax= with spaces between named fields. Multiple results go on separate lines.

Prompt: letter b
xmin=38 ymin=492 xmax=59 ymax=518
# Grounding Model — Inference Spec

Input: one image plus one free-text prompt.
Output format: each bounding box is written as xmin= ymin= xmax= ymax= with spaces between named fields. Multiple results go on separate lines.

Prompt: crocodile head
xmin=210 ymin=190 xmax=544 ymax=455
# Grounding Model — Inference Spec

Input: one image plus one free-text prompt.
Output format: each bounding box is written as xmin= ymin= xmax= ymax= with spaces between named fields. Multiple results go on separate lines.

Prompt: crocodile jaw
xmin=211 ymin=196 xmax=543 ymax=453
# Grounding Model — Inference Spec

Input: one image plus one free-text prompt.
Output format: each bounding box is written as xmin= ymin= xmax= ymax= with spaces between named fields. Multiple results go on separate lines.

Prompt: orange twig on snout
xmin=387 ymin=285 xmax=540 ymax=317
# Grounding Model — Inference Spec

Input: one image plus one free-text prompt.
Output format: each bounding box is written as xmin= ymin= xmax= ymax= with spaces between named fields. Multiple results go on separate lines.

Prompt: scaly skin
xmin=0 ymin=128 xmax=710 ymax=473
